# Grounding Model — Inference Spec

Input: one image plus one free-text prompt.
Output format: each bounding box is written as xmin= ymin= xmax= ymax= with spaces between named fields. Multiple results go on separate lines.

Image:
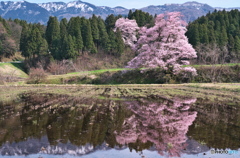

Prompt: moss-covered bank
xmin=48 ymin=65 xmax=240 ymax=84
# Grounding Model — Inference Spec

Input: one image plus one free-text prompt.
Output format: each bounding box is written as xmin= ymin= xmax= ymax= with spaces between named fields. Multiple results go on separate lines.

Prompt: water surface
xmin=0 ymin=92 xmax=239 ymax=158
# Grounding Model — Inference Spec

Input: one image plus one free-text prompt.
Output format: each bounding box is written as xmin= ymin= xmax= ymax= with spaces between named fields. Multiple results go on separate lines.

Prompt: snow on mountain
xmin=0 ymin=0 xmax=238 ymax=24
xmin=39 ymin=1 xmax=95 ymax=13
xmin=182 ymin=1 xmax=205 ymax=7
xmin=38 ymin=2 xmax=66 ymax=12
xmin=0 ymin=1 xmax=50 ymax=23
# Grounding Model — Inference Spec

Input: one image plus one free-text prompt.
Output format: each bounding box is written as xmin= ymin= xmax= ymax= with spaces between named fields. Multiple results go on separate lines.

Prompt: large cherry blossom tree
xmin=115 ymin=12 xmax=197 ymax=75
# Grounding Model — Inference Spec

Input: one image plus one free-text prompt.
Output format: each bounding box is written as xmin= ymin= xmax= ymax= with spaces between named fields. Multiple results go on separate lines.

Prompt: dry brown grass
xmin=1 ymin=83 xmax=240 ymax=105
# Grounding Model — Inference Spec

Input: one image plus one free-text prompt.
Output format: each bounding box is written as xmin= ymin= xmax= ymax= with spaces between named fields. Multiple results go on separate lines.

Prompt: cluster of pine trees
xmin=2 ymin=8 xmax=240 ymax=65
xmin=186 ymin=9 xmax=240 ymax=63
xmin=19 ymin=15 xmax=127 ymax=61
xmin=127 ymin=10 xmax=154 ymax=27
xmin=0 ymin=9 xmax=154 ymax=67
xmin=18 ymin=10 xmax=154 ymax=62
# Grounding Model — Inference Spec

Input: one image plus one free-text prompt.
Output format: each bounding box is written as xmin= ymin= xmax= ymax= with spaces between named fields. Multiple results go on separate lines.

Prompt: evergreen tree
xmin=228 ymin=34 xmax=235 ymax=51
xmin=81 ymin=18 xmax=97 ymax=53
xmin=97 ymin=17 xmax=109 ymax=51
xmin=214 ymin=20 xmax=222 ymax=45
xmin=67 ymin=17 xmax=83 ymax=53
xmin=224 ymin=12 xmax=230 ymax=28
xmin=207 ymin=21 xmax=216 ymax=44
xmin=45 ymin=16 xmax=60 ymax=59
xmin=38 ymin=38 xmax=48 ymax=56
xmin=20 ymin=24 xmax=30 ymax=58
xmin=61 ymin=34 xmax=77 ymax=59
xmin=234 ymin=36 xmax=240 ymax=52
xmin=115 ymin=28 xmax=125 ymax=56
xmin=186 ymin=23 xmax=200 ymax=47
xmin=133 ymin=10 xmax=140 ymax=25
xmin=107 ymin=29 xmax=116 ymax=54
xmin=128 ymin=10 xmax=133 ymax=19
xmin=60 ymin=18 xmax=68 ymax=38
xmin=228 ymin=24 xmax=236 ymax=35
xmin=23 ymin=28 xmax=36 ymax=59
xmin=105 ymin=14 xmax=117 ymax=31
xmin=138 ymin=11 xmax=146 ymax=27
xmin=90 ymin=14 xmax=100 ymax=46
xmin=145 ymin=13 xmax=154 ymax=28
xmin=74 ymin=30 xmax=84 ymax=53
xmin=25 ymin=26 xmax=48 ymax=58
xmin=200 ymin=24 xmax=209 ymax=44
xmin=219 ymin=26 xmax=228 ymax=47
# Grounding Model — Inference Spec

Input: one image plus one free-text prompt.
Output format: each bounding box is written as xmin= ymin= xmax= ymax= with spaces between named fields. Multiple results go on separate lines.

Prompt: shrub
xmin=47 ymin=60 xmax=75 ymax=75
xmin=27 ymin=68 xmax=47 ymax=84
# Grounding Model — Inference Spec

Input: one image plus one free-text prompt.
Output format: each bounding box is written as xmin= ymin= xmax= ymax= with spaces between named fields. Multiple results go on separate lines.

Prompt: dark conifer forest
xmin=186 ymin=9 xmax=240 ymax=64
xmin=1 ymin=9 xmax=240 ymax=67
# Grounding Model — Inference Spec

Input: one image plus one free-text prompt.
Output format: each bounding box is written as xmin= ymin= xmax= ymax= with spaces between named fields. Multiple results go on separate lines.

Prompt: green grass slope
xmin=0 ymin=62 xmax=28 ymax=78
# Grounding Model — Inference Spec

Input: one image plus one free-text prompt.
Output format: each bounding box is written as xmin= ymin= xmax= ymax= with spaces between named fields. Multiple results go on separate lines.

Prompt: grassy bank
xmin=0 ymin=62 xmax=27 ymax=78
xmin=1 ymin=83 xmax=240 ymax=105
xmin=38 ymin=64 xmax=240 ymax=84
xmin=1 ymin=61 xmax=240 ymax=85
xmin=185 ymin=63 xmax=240 ymax=68
xmin=45 ymin=68 xmax=130 ymax=84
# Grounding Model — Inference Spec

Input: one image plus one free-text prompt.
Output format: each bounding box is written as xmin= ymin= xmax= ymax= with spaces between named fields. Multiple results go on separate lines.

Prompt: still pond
xmin=0 ymin=89 xmax=239 ymax=158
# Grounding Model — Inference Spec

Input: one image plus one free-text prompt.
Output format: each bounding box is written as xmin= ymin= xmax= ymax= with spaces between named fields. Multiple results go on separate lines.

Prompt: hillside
xmin=0 ymin=1 xmax=238 ymax=24
xmin=0 ymin=62 xmax=28 ymax=82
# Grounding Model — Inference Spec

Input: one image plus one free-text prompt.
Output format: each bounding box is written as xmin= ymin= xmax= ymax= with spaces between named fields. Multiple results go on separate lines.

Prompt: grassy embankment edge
xmin=0 ymin=83 xmax=240 ymax=105
xmin=45 ymin=63 xmax=240 ymax=84
xmin=1 ymin=62 xmax=240 ymax=84
xmin=0 ymin=62 xmax=27 ymax=78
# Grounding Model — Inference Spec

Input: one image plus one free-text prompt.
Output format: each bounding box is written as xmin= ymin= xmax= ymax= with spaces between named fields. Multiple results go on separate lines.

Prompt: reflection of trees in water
xmin=19 ymin=94 xmax=131 ymax=147
xmin=0 ymin=94 xmax=198 ymax=157
xmin=115 ymin=98 xmax=197 ymax=157
xmin=0 ymin=93 xmax=129 ymax=155
xmin=188 ymin=100 xmax=240 ymax=150
xmin=0 ymin=101 xmax=25 ymax=146
xmin=0 ymin=93 xmax=131 ymax=149
xmin=0 ymin=93 xmax=240 ymax=156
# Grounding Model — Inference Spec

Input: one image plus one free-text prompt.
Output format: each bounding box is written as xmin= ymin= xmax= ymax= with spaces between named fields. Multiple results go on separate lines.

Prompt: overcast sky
xmin=17 ymin=0 xmax=240 ymax=8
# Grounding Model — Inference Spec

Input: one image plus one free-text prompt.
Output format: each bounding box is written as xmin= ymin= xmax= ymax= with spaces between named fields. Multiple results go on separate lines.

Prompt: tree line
xmin=3 ymin=9 xmax=240 ymax=65
xmin=186 ymin=9 xmax=240 ymax=64
xmin=20 ymin=15 xmax=126 ymax=61
xmin=0 ymin=10 xmax=154 ymax=63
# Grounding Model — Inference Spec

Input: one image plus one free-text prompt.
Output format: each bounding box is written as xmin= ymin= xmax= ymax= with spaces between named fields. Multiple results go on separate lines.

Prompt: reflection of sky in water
xmin=0 ymin=149 xmax=239 ymax=158
xmin=0 ymin=93 xmax=240 ymax=158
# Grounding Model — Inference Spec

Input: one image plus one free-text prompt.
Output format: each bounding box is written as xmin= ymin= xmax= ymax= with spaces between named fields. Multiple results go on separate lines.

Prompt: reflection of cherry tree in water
xmin=115 ymin=98 xmax=197 ymax=157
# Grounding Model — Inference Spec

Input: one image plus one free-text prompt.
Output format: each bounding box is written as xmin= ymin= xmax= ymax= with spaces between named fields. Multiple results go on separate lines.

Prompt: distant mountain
xmin=0 ymin=0 xmax=238 ymax=24
xmin=0 ymin=1 xmax=50 ymax=23
xmin=215 ymin=7 xmax=240 ymax=11
xmin=141 ymin=1 xmax=215 ymax=22
xmin=38 ymin=1 xmax=130 ymax=21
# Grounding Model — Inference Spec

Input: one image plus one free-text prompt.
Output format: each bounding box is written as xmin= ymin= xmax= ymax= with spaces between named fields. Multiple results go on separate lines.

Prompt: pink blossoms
xmin=115 ymin=12 xmax=197 ymax=76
